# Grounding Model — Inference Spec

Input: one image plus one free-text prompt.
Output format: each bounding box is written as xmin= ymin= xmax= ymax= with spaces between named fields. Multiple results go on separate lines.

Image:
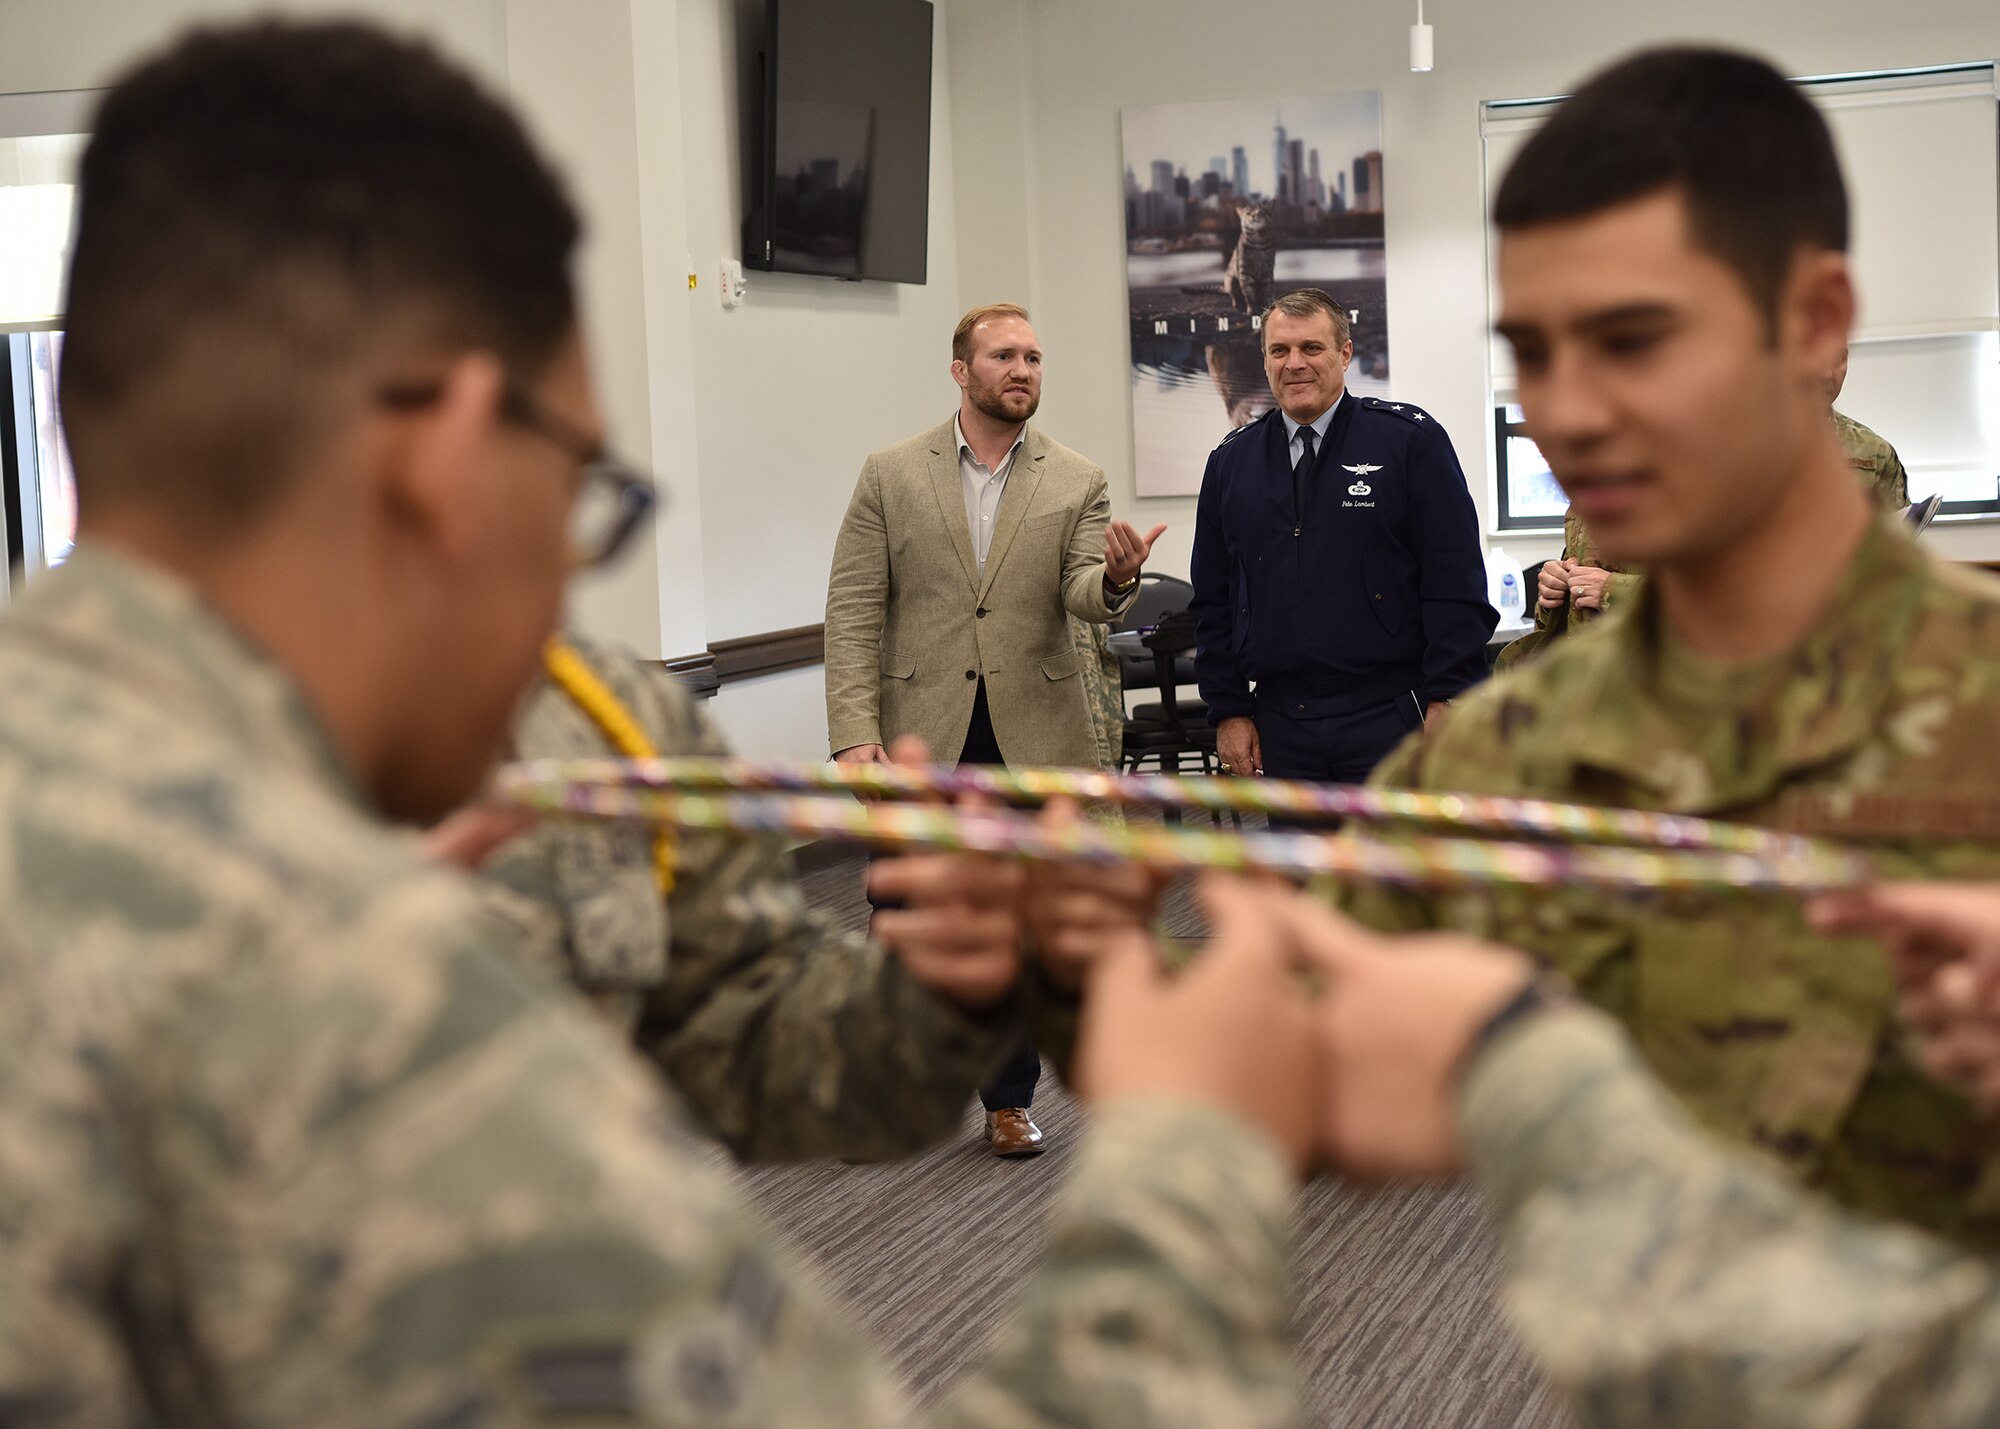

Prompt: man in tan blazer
xmin=825 ymin=302 xmax=1163 ymax=1155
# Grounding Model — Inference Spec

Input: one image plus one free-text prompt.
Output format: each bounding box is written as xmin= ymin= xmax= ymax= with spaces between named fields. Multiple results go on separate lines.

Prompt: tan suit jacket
xmin=825 ymin=418 xmax=1135 ymax=767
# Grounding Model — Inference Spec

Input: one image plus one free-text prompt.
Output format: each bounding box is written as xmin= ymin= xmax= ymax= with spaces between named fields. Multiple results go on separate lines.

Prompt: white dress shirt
xmin=957 ymin=415 xmax=1026 ymax=578
xmin=1280 ymin=392 xmax=1343 ymax=467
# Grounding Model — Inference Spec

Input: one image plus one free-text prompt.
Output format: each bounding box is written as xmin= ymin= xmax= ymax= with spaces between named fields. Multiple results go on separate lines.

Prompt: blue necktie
xmin=1292 ymin=424 xmax=1317 ymax=530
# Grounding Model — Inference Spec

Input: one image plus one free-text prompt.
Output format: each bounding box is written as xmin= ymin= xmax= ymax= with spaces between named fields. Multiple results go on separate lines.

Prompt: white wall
xmin=0 ymin=0 xmax=972 ymax=757
xmin=673 ymin=0 xmax=966 ymax=645
xmin=707 ymin=664 xmax=829 ymax=762
xmin=946 ymin=0 xmax=2000 ymax=575
xmin=504 ymin=0 xmax=670 ymax=659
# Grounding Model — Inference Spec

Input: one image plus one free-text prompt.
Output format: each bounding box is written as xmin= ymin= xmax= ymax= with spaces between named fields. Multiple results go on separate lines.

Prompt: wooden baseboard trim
xmin=661 ymin=623 xmax=825 ymax=699
xmin=661 ymin=651 xmax=719 ymax=698
xmin=711 ymin=624 xmax=825 ymax=682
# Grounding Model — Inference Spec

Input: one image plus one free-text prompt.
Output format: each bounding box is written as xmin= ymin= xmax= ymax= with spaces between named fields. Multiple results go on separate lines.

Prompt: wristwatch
xmin=1108 ymin=574 xmax=1138 ymax=594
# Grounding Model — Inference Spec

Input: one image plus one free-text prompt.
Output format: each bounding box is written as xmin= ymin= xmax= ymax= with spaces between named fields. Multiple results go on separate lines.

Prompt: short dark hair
xmin=1492 ymin=47 xmax=1847 ymax=323
xmin=1262 ymin=288 xmax=1352 ymax=347
xmin=61 ymin=19 xmax=581 ymax=523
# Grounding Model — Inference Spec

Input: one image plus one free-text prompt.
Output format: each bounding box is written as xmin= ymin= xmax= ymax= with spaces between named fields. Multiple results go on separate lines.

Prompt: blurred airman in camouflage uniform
xmin=486 ymin=629 xmax=1059 ymax=1163
xmin=1354 ymin=48 xmax=2000 ymax=1249
xmin=0 ymin=20 xmax=1317 ymax=1422
xmin=1370 ymin=523 xmax=2000 ymax=1244
xmin=1468 ymin=1004 xmax=2000 ymax=1429
xmin=1271 ymin=884 xmax=2000 ymax=1429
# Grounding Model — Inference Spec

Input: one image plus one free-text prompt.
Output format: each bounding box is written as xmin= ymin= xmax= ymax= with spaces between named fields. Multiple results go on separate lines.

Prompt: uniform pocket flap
xmin=881 ymin=650 xmax=916 ymax=679
xmin=1025 ymin=509 xmax=1073 ymax=533
xmin=1039 ymin=648 xmax=1084 ymax=680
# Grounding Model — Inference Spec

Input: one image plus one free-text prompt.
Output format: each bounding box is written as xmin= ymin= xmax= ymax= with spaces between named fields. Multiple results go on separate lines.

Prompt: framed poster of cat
xmin=1121 ymin=92 xmax=1390 ymax=497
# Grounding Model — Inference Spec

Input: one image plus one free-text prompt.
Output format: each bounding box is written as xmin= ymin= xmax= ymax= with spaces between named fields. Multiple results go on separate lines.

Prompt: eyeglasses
xmin=378 ymin=377 xmax=659 ymax=570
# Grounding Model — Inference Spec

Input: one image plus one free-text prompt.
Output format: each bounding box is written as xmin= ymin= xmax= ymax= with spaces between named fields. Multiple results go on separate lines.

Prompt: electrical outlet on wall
xmin=719 ymin=259 xmax=746 ymax=309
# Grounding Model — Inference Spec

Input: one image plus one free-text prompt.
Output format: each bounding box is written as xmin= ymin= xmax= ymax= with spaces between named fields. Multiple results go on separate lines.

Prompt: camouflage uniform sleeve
xmin=1492 ymin=590 xmax=1561 ymax=674
xmin=637 ymin=666 xmax=1021 ymax=1163
xmin=1558 ymin=511 xmax=1641 ymax=623
xmin=25 ymin=892 xmax=1297 ymax=1425
xmin=1878 ymin=443 xmax=1911 ymax=510
xmin=928 ymin=1098 xmax=1300 ymax=1429
xmin=1071 ymin=614 xmax=1124 ymax=770
xmin=1462 ymin=1007 xmax=2000 ymax=1429
xmin=1596 ymin=570 xmax=1642 ymax=612
xmin=1489 ymin=629 xmax=1540 ymax=674
xmin=1834 ymin=411 xmax=1912 ymax=511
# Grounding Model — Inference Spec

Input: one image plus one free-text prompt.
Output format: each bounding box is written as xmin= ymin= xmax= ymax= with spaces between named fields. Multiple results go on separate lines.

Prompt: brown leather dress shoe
xmin=985 ymin=1107 xmax=1046 ymax=1157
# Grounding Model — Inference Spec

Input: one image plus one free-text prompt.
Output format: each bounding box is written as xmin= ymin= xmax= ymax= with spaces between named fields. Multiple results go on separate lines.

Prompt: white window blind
xmin=1481 ymin=64 xmax=2000 ymax=525
xmin=0 ymin=89 xmax=96 ymax=330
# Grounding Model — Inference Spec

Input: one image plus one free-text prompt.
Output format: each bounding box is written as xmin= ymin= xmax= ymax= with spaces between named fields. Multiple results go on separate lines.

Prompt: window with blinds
xmin=0 ymin=90 xmax=93 ymax=594
xmin=1482 ymin=63 xmax=2000 ymax=530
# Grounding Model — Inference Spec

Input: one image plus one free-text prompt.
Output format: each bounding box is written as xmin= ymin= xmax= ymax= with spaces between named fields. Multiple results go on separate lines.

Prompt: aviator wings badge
xmin=1343 ymin=462 xmax=1382 ymax=496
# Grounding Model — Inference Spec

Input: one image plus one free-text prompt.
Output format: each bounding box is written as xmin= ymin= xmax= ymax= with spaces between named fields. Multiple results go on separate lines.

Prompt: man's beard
xmin=971 ymin=377 xmax=1039 ymax=424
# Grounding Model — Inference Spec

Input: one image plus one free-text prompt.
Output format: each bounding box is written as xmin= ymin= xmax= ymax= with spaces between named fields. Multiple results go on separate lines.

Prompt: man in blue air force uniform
xmin=1190 ymin=287 xmax=1496 ymax=784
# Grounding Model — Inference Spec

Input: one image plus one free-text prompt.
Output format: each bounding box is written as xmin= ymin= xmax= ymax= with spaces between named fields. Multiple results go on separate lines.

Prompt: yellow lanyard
xmin=542 ymin=640 xmax=678 ymax=895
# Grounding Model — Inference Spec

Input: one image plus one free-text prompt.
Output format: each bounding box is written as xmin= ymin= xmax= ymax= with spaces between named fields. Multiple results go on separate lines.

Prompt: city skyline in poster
xmin=1122 ymin=92 xmax=1389 ymax=498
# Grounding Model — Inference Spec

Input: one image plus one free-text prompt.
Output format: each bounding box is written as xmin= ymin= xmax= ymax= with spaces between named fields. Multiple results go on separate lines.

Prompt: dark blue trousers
xmin=869 ymin=680 xmax=1041 ymax=1111
xmin=1255 ymin=688 xmax=1425 ymax=787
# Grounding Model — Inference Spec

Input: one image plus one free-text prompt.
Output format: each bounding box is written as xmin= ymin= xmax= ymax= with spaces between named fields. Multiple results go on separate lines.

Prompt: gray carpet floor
xmin=733 ymin=852 xmax=1573 ymax=1427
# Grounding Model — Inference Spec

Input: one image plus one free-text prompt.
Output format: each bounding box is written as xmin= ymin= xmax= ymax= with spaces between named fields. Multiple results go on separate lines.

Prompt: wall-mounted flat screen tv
xmin=741 ymin=0 xmax=933 ymax=284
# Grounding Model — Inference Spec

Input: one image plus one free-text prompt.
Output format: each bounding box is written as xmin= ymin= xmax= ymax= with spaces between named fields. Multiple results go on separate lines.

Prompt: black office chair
xmin=1121 ymin=610 xmax=1238 ymax=826
xmin=1113 ymin=572 xmax=1198 ymax=697
xmin=1114 ymin=571 xmax=1195 ymax=634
